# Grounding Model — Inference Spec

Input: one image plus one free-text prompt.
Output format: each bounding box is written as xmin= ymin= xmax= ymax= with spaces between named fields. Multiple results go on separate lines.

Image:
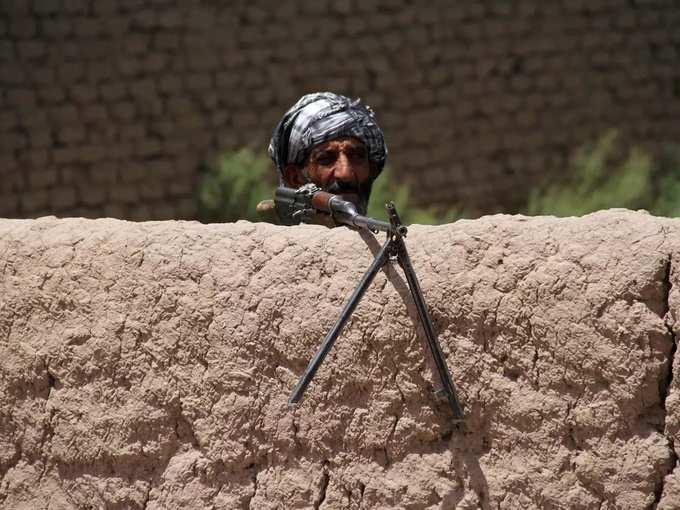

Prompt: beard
xmin=325 ymin=180 xmax=372 ymax=215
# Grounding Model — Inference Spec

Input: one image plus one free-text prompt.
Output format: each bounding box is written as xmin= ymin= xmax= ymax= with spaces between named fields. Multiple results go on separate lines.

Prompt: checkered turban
xmin=268 ymin=92 xmax=387 ymax=183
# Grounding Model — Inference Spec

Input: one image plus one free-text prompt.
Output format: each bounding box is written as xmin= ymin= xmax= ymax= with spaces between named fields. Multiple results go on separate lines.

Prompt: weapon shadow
xmin=357 ymin=229 xmax=491 ymax=508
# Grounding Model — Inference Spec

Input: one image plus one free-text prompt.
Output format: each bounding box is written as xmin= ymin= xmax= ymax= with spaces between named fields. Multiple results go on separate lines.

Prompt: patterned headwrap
xmin=268 ymin=92 xmax=387 ymax=184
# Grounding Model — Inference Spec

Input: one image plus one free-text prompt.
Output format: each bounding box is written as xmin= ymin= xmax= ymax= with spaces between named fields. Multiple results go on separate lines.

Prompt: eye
xmin=348 ymin=147 xmax=368 ymax=160
xmin=315 ymin=151 xmax=337 ymax=166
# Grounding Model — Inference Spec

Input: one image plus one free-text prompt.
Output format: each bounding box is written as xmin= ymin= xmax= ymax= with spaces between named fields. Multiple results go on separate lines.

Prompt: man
xmin=267 ymin=92 xmax=387 ymax=216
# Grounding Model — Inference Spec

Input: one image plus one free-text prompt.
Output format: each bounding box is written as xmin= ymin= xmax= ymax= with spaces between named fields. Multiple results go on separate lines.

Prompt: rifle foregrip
xmin=311 ymin=191 xmax=333 ymax=212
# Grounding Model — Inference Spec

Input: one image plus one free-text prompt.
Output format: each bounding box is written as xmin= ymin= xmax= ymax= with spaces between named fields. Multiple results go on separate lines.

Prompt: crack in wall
xmin=245 ymin=463 xmax=259 ymax=510
xmin=651 ymin=254 xmax=679 ymax=509
xmin=313 ymin=462 xmax=329 ymax=510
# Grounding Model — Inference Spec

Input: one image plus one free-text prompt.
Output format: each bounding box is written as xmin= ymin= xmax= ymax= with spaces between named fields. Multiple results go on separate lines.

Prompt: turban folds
xmin=268 ymin=92 xmax=387 ymax=183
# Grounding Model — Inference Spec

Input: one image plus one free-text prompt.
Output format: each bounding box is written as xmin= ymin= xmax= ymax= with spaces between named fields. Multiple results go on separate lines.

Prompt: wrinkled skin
xmin=283 ymin=137 xmax=373 ymax=213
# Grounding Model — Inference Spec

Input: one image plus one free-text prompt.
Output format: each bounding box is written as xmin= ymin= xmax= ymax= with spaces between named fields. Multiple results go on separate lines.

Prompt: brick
xmin=157 ymin=9 xmax=181 ymax=29
xmin=139 ymin=181 xmax=165 ymax=200
xmin=158 ymin=76 xmax=182 ymax=93
xmin=175 ymin=198 xmax=196 ymax=219
xmin=59 ymin=166 xmax=83 ymax=184
xmin=58 ymin=62 xmax=85 ymax=84
xmin=188 ymin=53 xmax=219 ymax=72
xmin=135 ymin=98 xmax=163 ymax=117
xmin=18 ymin=40 xmax=46 ymax=59
xmin=32 ymin=0 xmax=61 ymax=14
xmin=161 ymin=138 xmax=189 ymax=156
xmin=166 ymin=97 xmax=194 ymax=116
xmin=128 ymin=79 xmax=155 ymax=99
xmin=0 ymin=132 xmax=28 ymax=151
xmin=119 ymin=124 xmax=146 ymax=141
xmin=9 ymin=17 xmax=37 ymax=38
xmin=0 ymin=194 xmax=19 ymax=215
xmin=38 ymin=86 xmax=66 ymax=104
xmin=127 ymin=204 xmax=152 ymax=221
xmin=1 ymin=65 xmax=26 ymax=85
xmin=29 ymin=168 xmax=58 ymax=188
xmin=109 ymin=184 xmax=139 ymax=204
xmin=116 ymin=56 xmax=142 ymax=77
xmin=24 ymin=150 xmax=50 ymax=168
xmin=88 ymin=62 xmax=115 ymax=83
xmin=108 ymin=142 xmax=133 ymax=159
xmin=185 ymin=73 xmax=212 ymax=91
xmin=57 ymin=125 xmax=87 ymax=144
xmin=103 ymin=15 xmax=129 ymax=34
xmin=110 ymin=101 xmax=136 ymax=121
xmin=74 ymin=17 xmax=101 ymax=37
xmin=81 ymin=105 xmax=109 ymax=122
xmin=62 ymin=0 xmax=89 ymax=13
xmin=119 ymin=163 xmax=147 ymax=183
xmin=99 ymin=82 xmax=127 ymax=101
xmin=53 ymin=147 xmax=81 ymax=164
xmin=103 ymin=203 xmax=126 ymax=218
xmin=41 ymin=17 xmax=73 ymax=38
xmin=0 ymin=112 xmax=18 ymax=130
xmin=0 ymin=40 xmax=15 ymax=59
xmin=134 ymin=139 xmax=161 ymax=158
xmin=186 ymin=10 xmax=215 ymax=30
xmin=30 ymin=129 xmax=53 ymax=148
xmin=48 ymin=105 xmax=79 ymax=124
xmin=151 ymin=203 xmax=175 ymax=220
xmin=119 ymin=0 xmax=144 ymax=10
xmin=92 ymin=0 xmax=118 ymax=15
xmin=6 ymin=89 xmax=36 ymax=109
xmin=167 ymin=174 xmax=193 ymax=196
xmin=90 ymin=161 xmax=118 ymax=183
xmin=80 ymin=145 xmax=109 ymax=163
xmin=70 ymin=84 xmax=98 ymax=104
xmin=20 ymin=190 xmax=48 ymax=211
xmin=80 ymin=186 xmax=107 ymax=206
xmin=153 ymin=33 xmax=180 ymax=51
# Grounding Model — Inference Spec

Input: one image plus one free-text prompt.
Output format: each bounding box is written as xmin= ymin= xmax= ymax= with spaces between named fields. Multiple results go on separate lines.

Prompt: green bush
xmin=367 ymin=168 xmax=463 ymax=225
xmin=197 ymin=148 xmax=276 ymax=223
xmin=197 ymin=148 xmax=462 ymax=224
xmin=526 ymin=130 xmax=680 ymax=217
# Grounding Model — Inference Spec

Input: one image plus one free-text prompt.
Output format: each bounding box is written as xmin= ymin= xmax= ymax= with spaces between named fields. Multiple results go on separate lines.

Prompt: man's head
xmin=269 ymin=92 xmax=387 ymax=214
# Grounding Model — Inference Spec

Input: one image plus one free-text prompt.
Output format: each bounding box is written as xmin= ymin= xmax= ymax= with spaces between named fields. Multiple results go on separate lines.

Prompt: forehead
xmin=309 ymin=137 xmax=366 ymax=155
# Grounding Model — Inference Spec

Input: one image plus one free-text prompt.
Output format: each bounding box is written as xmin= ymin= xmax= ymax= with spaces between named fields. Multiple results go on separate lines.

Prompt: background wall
xmin=1 ymin=0 xmax=679 ymax=220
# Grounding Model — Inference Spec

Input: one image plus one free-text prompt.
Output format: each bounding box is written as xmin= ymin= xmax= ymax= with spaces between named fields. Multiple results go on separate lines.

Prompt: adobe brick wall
xmin=1 ymin=1 xmax=679 ymax=220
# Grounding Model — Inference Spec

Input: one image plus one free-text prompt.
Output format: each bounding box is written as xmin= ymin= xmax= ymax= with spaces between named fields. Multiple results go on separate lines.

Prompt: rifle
xmin=270 ymin=183 xmax=464 ymax=421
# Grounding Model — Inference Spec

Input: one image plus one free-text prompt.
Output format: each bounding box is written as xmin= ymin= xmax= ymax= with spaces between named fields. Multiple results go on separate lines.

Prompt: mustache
xmin=326 ymin=180 xmax=360 ymax=195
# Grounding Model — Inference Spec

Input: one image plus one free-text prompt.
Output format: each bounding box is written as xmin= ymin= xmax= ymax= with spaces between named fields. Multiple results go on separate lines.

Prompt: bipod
xmin=288 ymin=202 xmax=465 ymax=422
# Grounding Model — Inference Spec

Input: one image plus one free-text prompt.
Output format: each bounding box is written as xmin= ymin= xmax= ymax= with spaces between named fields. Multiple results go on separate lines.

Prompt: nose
xmin=333 ymin=153 xmax=356 ymax=182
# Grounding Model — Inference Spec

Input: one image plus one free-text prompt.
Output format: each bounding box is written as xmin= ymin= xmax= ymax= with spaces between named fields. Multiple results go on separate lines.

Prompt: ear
xmin=283 ymin=164 xmax=306 ymax=187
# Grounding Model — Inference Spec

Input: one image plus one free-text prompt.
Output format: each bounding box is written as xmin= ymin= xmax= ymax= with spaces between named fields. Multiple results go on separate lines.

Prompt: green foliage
xmin=197 ymin=148 xmax=463 ymax=225
xmin=367 ymin=168 xmax=463 ymax=225
xmin=526 ymin=130 xmax=680 ymax=217
xmin=197 ymin=148 xmax=276 ymax=223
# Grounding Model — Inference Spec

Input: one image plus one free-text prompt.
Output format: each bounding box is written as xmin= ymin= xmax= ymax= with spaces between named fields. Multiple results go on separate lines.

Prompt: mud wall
xmin=1 ymin=211 xmax=680 ymax=509
xmin=1 ymin=1 xmax=679 ymax=219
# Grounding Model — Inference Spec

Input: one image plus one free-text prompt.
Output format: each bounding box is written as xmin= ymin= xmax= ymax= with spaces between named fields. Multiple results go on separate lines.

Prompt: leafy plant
xmin=526 ymin=130 xmax=680 ymax=217
xmin=367 ymin=168 xmax=463 ymax=225
xmin=197 ymin=148 xmax=276 ymax=223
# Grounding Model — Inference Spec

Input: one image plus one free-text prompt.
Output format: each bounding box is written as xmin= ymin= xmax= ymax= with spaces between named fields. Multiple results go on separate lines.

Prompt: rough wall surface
xmin=1 ymin=1 xmax=680 ymax=220
xmin=0 ymin=210 xmax=679 ymax=509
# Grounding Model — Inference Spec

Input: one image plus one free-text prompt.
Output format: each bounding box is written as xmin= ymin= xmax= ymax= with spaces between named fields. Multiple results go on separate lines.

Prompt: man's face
xmin=284 ymin=137 xmax=372 ymax=207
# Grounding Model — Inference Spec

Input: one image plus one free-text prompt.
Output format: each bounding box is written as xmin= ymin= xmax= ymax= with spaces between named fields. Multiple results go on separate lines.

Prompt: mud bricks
xmin=1 ymin=1 xmax=679 ymax=219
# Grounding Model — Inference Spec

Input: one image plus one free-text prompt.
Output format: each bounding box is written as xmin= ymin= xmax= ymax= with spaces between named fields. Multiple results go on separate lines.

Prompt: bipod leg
xmin=288 ymin=239 xmax=391 ymax=406
xmin=395 ymin=237 xmax=465 ymax=421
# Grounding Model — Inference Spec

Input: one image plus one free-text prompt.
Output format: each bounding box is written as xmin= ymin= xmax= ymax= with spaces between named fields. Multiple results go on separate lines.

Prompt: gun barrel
xmin=273 ymin=185 xmax=407 ymax=236
xmin=350 ymin=214 xmax=397 ymax=235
